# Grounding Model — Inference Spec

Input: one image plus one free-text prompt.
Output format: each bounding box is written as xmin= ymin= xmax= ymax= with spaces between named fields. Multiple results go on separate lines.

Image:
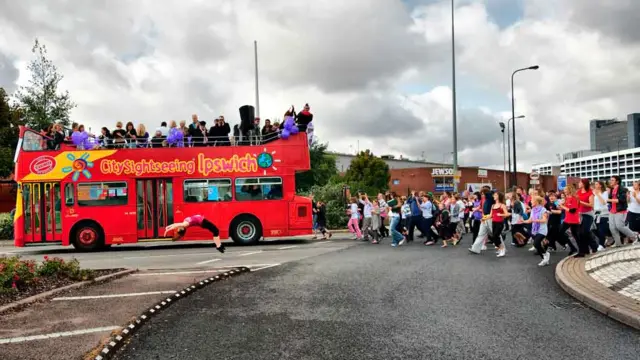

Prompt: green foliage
xmin=0 ymin=212 xmax=13 ymax=240
xmin=309 ymin=182 xmax=348 ymax=229
xmin=0 ymin=255 xmax=94 ymax=292
xmin=295 ymin=142 xmax=338 ymax=193
xmin=14 ymin=39 xmax=76 ymax=131
xmin=342 ymin=149 xmax=391 ymax=195
xmin=0 ymin=88 xmax=23 ymax=177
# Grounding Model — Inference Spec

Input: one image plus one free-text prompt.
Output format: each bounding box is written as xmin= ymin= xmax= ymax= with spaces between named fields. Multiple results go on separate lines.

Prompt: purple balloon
xmin=281 ymin=129 xmax=290 ymax=140
xmin=290 ymin=126 xmax=299 ymax=135
xmin=167 ymin=128 xmax=184 ymax=147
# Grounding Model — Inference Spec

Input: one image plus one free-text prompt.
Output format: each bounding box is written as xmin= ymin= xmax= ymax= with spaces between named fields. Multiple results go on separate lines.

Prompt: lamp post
xmin=500 ymin=122 xmax=506 ymax=191
xmin=451 ymin=0 xmax=459 ymax=193
xmin=617 ymin=137 xmax=628 ymax=176
xmin=506 ymin=115 xmax=525 ymax=186
xmin=511 ymin=65 xmax=539 ymax=187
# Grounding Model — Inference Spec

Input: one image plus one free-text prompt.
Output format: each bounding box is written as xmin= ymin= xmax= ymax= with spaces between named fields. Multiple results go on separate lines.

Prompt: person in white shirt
xmin=627 ymin=181 xmax=640 ymax=233
xmin=359 ymin=193 xmax=374 ymax=242
xmin=593 ymin=180 xmax=610 ymax=250
xmin=156 ymin=121 xmax=169 ymax=137
xmin=347 ymin=197 xmax=363 ymax=240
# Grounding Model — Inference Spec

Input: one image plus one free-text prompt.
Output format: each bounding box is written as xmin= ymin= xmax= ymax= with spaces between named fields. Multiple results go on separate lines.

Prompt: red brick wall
xmin=388 ymin=167 xmax=575 ymax=194
xmin=0 ymin=183 xmax=16 ymax=213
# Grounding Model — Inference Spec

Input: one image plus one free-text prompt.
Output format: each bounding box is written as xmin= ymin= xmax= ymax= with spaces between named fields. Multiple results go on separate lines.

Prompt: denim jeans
xmin=390 ymin=216 xmax=403 ymax=244
xmin=312 ymin=214 xmax=318 ymax=230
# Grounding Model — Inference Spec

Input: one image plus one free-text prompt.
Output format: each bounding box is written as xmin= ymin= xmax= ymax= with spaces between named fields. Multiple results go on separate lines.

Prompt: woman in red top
xmin=559 ymin=185 xmax=580 ymax=257
xmin=490 ymin=192 xmax=510 ymax=258
xmin=577 ymin=179 xmax=598 ymax=255
xmin=165 ymin=215 xmax=225 ymax=253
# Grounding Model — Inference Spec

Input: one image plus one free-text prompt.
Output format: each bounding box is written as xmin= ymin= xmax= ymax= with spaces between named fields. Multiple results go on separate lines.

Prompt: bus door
xmin=136 ymin=179 xmax=174 ymax=239
xmin=21 ymin=182 xmax=62 ymax=243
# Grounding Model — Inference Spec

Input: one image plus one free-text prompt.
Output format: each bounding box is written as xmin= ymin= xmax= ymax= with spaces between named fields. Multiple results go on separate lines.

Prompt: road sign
xmin=478 ymin=169 xmax=488 ymax=178
xmin=530 ymin=172 xmax=540 ymax=180
xmin=530 ymin=179 xmax=540 ymax=185
xmin=557 ymin=175 xmax=567 ymax=191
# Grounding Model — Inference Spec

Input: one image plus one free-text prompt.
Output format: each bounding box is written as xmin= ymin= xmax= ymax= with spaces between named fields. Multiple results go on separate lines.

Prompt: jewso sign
xmin=432 ymin=168 xmax=454 ymax=176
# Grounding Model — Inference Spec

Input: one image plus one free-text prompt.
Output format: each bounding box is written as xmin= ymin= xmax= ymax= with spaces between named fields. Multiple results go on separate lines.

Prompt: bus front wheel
xmin=230 ymin=215 xmax=262 ymax=246
xmin=72 ymin=222 xmax=105 ymax=252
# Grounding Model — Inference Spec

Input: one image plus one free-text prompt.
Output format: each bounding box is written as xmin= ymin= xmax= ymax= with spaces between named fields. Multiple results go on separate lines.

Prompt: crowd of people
xmin=37 ymin=104 xmax=315 ymax=150
xmin=312 ymin=176 xmax=640 ymax=267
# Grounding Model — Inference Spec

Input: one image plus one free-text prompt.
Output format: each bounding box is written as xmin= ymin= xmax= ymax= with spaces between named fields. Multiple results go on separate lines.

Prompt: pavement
xmin=0 ymin=234 xmax=356 ymax=360
xmin=112 ymin=235 xmax=639 ymax=360
xmin=556 ymin=243 xmax=640 ymax=329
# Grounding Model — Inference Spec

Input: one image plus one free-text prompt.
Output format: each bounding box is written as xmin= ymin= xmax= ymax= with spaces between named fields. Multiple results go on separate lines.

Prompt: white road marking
xmin=123 ymin=253 xmax=215 ymax=260
xmin=196 ymin=258 xmax=222 ymax=265
xmin=134 ymin=270 xmax=224 ymax=276
xmin=277 ymin=245 xmax=298 ymax=250
xmin=237 ymin=251 xmax=263 ymax=257
xmin=251 ymin=264 xmax=282 ymax=271
xmin=212 ymin=263 xmax=279 ymax=268
xmin=0 ymin=326 xmax=121 ymax=344
xmin=52 ymin=291 xmax=177 ymax=301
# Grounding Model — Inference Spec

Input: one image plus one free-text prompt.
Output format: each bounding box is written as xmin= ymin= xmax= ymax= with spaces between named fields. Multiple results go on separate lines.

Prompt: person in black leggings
xmin=559 ymin=185 xmax=580 ymax=257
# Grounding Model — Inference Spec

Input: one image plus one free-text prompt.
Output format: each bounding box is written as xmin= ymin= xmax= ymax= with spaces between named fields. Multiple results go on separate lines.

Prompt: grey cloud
xmin=0 ymin=51 xmax=19 ymax=92
xmin=250 ymin=0 xmax=441 ymax=92
xmin=566 ymin=0 xmax=640 ymax=44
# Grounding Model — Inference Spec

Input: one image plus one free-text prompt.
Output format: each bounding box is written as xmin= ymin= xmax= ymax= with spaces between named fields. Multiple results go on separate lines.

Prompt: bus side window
xmin=65 ymin=183 xmax=75 ymax=206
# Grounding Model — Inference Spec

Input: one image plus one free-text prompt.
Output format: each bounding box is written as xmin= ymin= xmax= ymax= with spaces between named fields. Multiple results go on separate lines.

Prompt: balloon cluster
xmin=280 ymin=114 xmax=299 ymax=140
xmin=71 ymin=131 xmax=97 ymax=150
xmin=167 ymin=128 xmax=184 ymax=147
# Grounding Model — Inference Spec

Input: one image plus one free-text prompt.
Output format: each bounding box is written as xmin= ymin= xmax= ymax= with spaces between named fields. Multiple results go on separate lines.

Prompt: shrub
xmin=309 ymin=182 xmax=348 ymax=229
xmin=0 ymin=212 xmax=13 ymax=240
xmin=1 ymin=255 xmax=94 ymax=292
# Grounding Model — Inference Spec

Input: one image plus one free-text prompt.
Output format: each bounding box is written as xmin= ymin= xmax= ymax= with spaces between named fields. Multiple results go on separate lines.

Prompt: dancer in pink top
xmin=165 ymin=215 xmax=225 ymax=253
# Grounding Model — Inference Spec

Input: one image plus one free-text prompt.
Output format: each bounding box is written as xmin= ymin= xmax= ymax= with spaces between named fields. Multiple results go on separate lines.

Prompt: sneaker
xmin=216 ymin=244 xmax=226 ymax=253
xmin=372 ymin=240 xmax=379 ymax=244
xmin=497 ymin=248 xmax=506 ymax=257
xmin=399 ymin=238 xmax=406 ymax=246
xmin=481 ymin=245 xmax=487 ymax=251
xmin=468 ymin=248 xmax=480 ymax=254
xmin=424 ymin=241 xmax=435 ymax=246
xmin=538 ymin=252 xmax=550 ymax=266
xmin=597 ymin=245 xmax=605 ymax=252
xmin=528 ymin=246 xmax=536 ymax=252
xmin=391 ymin=243 xmax=398 ymax=247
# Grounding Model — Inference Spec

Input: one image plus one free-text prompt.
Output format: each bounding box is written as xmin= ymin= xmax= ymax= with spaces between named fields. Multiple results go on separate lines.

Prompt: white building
xmin=330 ymin=152 xmax=444 ymax=172
xmin=531 ymin=163 xmax=561 ymax=176
xmin=560 ymin=147 xmax=640 ymax=187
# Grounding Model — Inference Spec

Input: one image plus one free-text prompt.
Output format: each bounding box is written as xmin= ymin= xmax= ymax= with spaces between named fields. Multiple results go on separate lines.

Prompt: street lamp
xmin=451 ymin=0 xmax=459 ymax=193
xmin=511 ymin=65 xmax=539 ymax=187
xmin=617 ymin=137 xmax=628 ymax=176
xmin=499 ymin=122 xmax=506 ymax=191
xmin=506 ymin=115 xmax=525 ymax=182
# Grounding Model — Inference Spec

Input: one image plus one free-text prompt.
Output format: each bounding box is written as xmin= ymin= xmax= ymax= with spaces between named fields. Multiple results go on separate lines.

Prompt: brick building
xmin=388 ymin=166 xmax=573 ymax=195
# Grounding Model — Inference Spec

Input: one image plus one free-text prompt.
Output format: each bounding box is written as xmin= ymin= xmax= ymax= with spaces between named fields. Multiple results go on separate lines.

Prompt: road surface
xmin=113 ymin=237 xmax=640 ymax=360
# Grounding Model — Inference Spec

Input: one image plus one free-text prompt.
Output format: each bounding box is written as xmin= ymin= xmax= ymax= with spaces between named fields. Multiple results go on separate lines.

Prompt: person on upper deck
xmin=296 ymin=103 xmax=313 ymax=132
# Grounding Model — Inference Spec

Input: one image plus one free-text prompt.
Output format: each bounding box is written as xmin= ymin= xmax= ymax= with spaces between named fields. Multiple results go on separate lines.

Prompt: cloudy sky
xmin=1 ymin=0 xmax=638 ymax=171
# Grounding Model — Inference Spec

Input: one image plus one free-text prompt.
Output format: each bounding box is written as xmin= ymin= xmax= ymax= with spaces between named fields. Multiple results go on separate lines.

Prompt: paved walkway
xmin=556 ymin=243 xmax=640 ymax=330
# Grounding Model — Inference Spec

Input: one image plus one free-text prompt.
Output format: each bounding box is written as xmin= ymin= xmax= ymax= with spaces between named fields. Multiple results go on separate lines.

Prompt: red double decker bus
xmin=12 ymin=127 xmax=313 ymax=251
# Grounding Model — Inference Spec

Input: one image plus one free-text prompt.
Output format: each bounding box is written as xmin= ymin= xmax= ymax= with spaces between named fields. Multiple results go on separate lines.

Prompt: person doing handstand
xmin=164 ymin=215 xmax=225 ymax=253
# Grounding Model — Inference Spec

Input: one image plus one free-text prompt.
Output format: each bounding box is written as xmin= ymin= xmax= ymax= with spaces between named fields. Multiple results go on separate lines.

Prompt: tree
xmin=308 ymin=182 xmax=348 ymax=229
xmin=342 ymin=149 xmax=391 ymax=195
xmin=295 ymin=142 xmax=338 ymax=193
xmin=15 ymin=39 xmax=76 ymax=131
xmin=0 ymin=88 xmax=23 ymax=177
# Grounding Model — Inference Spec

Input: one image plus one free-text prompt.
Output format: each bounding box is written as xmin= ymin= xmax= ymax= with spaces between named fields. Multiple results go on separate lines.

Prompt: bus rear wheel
xmin=230 ymin=215 xmax=262 ymax=246
xmin=72 ymin=222 xmax=105 ymax=252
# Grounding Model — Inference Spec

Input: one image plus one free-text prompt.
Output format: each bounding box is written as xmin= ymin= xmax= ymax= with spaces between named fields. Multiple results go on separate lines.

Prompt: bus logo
xmin=29 ymin=156 xmax=56 ymax=175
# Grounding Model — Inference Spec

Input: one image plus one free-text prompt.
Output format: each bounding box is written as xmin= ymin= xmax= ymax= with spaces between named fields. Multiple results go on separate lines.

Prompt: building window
xmin=183 ymin=179 xmax=232 ymax=202
xmin=77 ymin=182 xmax=128 ymax=206
xmin=393 ymin=179 xmax=400 ymax=185
xmin=235 ymin=177 xmax=283 ymax=201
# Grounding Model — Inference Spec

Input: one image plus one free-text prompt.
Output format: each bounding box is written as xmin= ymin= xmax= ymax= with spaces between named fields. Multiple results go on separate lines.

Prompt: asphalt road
xmin=114 ymin=235 xmax=640 ymax=360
